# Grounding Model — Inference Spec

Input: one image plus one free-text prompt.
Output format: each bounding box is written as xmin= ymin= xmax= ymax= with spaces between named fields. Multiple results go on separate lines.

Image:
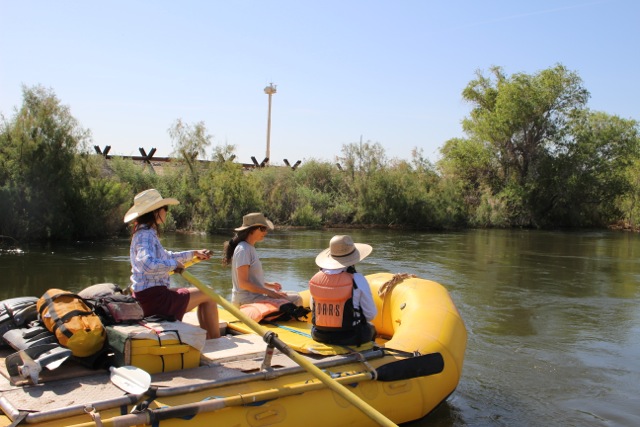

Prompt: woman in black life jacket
xmin=309 ymin=235 xmax=377 ymax=346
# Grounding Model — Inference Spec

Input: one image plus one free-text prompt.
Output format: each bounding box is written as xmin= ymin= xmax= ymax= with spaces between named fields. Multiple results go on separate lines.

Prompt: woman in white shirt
xmin=222 ymin=213 xmax=302 ymax=307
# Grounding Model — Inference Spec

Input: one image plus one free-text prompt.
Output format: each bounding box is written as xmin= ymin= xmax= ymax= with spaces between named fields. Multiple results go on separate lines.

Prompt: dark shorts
xmin=133 ymin=286 xmax=190 ymax=321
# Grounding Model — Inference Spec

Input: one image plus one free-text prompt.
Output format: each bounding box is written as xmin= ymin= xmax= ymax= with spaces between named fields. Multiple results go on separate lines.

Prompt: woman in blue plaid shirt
xmin=125 ymin=189 xmax=220 ymax=339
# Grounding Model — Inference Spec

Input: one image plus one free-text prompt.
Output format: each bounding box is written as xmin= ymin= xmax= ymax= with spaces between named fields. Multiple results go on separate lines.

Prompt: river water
xmin=1 ymin=229 xmax=639 ymax=426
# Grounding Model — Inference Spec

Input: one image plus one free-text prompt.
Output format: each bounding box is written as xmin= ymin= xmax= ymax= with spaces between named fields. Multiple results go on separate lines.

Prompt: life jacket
xmin=0 ymin=296 xmax=39 ymax=345
xmin=240 ymin=300 xmax=311 ymax=323
xmin=240 ymin=301 xmax=285 ymax=322
xmin=37 ymin=289 xmax=106 ymax=357
xmin=309 ymin=271 xmax=362 ymax=332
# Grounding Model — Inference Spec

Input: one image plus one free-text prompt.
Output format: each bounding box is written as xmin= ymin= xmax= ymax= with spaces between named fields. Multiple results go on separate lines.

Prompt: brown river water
xmin=1 ymin=229 xmax=638 ymax=426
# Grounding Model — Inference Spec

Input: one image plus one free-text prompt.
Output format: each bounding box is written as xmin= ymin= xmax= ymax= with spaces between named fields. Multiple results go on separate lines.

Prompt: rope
xmin=377 ymin=273 xmax=416 ymax=299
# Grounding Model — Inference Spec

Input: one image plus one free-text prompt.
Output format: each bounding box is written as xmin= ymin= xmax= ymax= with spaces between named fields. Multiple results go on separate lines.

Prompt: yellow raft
xmin=0 ymin=272 xmax=467 ymax=427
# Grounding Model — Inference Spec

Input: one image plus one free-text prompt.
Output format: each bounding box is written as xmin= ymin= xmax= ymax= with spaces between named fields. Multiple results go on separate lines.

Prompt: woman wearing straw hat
xmin=125 ymin=189 xmax=220 ymax=339
xmin=222 ymin=213 xmax=302 ymax=307
xmin=309 ymin=235 xmax=377 ymax=346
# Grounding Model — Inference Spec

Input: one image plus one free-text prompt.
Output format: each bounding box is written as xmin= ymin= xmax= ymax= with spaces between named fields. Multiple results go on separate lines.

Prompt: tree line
xmin=1 ymin=64 xmax=639 ymax=243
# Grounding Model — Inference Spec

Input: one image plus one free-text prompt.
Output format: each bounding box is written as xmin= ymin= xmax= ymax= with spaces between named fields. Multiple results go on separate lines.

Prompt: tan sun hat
xmin=234 ymin=212 xmax=274 ymax=231
xmin=315 ymin=235 xmax=372 ymax=269
xmin=123 ymin=189 xmax=179 ymax=223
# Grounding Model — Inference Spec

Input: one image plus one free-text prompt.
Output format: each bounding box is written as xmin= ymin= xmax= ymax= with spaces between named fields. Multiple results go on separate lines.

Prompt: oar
xmin=67 ymin=354 xmax=444 ymax=427
xmin=109 ymin=366 xmax=151 ymax=395
xmin=376 ymin=351 xmax=444 ymax=380
xmin=70 ymin=376 xmax=368 ymax=427
xmin=64 ymin=372 xmax=379 ymax=427
xmin=179 ymin=270 xmax=399 ymax=427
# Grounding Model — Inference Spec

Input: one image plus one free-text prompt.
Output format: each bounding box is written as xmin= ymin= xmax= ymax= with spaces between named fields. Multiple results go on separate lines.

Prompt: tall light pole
xmin=264 ymin=83 xmax=277 ymax=164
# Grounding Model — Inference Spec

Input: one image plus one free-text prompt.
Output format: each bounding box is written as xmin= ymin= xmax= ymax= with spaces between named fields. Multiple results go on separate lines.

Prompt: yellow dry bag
xmin=37 ymin=289 xmax=106 ymax=357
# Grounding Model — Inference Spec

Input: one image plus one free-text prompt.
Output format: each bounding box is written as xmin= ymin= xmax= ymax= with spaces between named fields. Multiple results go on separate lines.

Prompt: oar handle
xmin=179 ymin=270 xmax=399 ymax=427
xmin=168 ymin=255 xmax=205 ymax=276
xmin=182 ymin=255 xmax=205 ymax=270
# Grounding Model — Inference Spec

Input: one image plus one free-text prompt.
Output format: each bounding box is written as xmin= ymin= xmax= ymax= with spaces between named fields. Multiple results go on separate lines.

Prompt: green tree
xmin=462 ymin=65 xmax=589 ymax=188
xmin=532 ymin=111 xmax=640 ymax=226
xmin=337 ymin=140 xmax=386 ymax=223
xmin=438 ymin=138 xmax=496 ymax=207
xmin=253 ymin=166 xmax=299 ymax=225
xmin=338 ymin=140 xmax=386 ymax=178
xmin=291 ymin=160 xmax=354 ymax=225
xmin=165 ymin=119 xmax=214 ymax=228
xmin=620 ymin=157 xmax=640 ymax=228
xmin=0 ymin=85 xmax=128 ymax=240
xmin=457 ymin=64 xmax=591 ymax=226
xmin=364 ymin=160 xmax=431 ymax=226
xmin=196 ymin=161 xmax=262 ymax=232
xmin=168 ymin=119 xmax=212 ymax=180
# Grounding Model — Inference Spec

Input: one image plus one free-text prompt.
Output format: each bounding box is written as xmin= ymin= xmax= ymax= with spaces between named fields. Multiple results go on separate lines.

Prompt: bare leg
xmin=200 ymin=299 xmax=220 ymax=339
xmin=185 ymin=289 xmax=221 ymax=339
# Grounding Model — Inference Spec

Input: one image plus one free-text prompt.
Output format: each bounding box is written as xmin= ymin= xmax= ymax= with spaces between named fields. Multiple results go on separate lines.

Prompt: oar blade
xmin=376 ymin=352 xmax=444 ymax=382
xmin=110 ymin=365 xmax=151 ymax=394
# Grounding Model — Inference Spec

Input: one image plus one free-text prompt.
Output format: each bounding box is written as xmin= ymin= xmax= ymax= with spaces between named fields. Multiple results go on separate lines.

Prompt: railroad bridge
xmin=93 ymin=145 xmax=302 ymax=174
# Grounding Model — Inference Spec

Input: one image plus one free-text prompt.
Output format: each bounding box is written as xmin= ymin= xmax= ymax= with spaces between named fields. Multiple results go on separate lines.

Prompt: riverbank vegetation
xmin=2 ymin=64 xmax=639 ymax=242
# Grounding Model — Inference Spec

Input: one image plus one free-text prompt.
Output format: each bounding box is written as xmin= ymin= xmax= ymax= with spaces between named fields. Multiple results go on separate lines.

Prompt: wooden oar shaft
xmin=180 ymin=270 xmax=398 ymax=427
xmin=68 ymin=372 xmax=374 ymax=427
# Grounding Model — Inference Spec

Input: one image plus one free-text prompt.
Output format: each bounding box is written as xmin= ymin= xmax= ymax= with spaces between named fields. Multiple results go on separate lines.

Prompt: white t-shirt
xmin=231 ymin=241 xmax=268 ymax=305
xmin=231 ymin=241 xmax=303 ymax=308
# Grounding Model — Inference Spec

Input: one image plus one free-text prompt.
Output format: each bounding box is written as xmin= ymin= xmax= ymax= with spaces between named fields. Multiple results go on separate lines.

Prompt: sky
xmin=1 ymin=1 xmax=638 ymax=166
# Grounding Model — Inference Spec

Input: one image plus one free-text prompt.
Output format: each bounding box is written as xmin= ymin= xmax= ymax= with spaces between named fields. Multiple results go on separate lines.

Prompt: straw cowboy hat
xmin=234 ymin=213 xmax=274 ymax=231
xmin=124 ymin=189 xmax=179 ymax=223
xmin=315 ymin=235 xmax=372 ymax=269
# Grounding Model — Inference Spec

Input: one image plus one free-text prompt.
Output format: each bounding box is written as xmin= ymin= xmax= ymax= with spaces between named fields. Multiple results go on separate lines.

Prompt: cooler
xmin=107 ymin=320 xmax=206 ymax=374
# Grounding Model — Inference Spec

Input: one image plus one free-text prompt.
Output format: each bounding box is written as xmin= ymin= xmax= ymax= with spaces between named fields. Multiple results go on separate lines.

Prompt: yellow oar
xmin=179 ymin=270 xmax=399 ymax=427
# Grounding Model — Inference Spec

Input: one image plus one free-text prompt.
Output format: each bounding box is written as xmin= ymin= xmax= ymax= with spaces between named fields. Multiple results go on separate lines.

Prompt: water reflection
xmin=1 ymin=229 xmax=639 ymax=426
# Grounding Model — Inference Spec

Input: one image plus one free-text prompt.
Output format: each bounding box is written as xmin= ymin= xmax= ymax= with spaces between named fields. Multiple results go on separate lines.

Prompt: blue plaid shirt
xmin=129 ymin=226 xmax=193 ymax=292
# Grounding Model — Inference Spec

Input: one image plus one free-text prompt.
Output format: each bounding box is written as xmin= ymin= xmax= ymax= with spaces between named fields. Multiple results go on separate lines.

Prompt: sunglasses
xmin=257 ymin=226 xmax=268 ymax=232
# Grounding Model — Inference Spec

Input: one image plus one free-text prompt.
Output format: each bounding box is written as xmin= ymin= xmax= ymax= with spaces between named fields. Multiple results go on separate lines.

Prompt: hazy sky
xmin=1 ymin=1 xmax=638 ymax=166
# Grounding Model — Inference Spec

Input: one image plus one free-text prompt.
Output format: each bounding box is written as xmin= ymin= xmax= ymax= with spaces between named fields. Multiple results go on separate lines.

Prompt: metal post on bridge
xmin=283 ymin=159 xmax=302 ymax=170
xmin=217 ymin=154 xmax=236 ymax=162
xmin=250 ymin=156 xmax=269 ymax=168
xmin=139 ymin=147 xmax=157 ymax=174
xmin=93 ymin=145 xmax=112 ymax=158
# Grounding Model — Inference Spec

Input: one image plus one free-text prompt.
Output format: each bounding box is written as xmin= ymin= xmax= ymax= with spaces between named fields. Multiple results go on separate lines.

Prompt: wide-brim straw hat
xmin=234 ymin=212 xmax=274 ymax=231
xmin=315 ymin=235 xmax=372 ymax=269
xmin=124 ymin=189 xmax=179 ymax=223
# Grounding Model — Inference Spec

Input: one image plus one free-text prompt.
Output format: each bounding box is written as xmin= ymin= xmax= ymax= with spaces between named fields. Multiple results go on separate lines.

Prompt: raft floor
xmin=0 ymin=314 xmax=380 ymax=419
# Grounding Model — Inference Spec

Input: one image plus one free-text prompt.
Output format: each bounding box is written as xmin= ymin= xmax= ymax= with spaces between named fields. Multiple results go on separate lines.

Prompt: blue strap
xmin=267 ymin=322 xmax=312 ymax=338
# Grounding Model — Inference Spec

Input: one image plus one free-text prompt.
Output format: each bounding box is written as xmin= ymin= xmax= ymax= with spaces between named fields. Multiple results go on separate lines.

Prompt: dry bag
xmin=37 ymin=289 xmax=106 ymax=357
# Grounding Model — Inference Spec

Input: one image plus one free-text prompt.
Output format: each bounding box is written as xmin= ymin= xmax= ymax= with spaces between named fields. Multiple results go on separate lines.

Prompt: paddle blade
xmin=34 ymin=345 xmax=72 ymax=370
xmin=110 ymin=365 xmax=151 ymax=394
xmin=376 ymin=352 xmax=444 ymax=382
xmin=5 ymin=344 xmax=72 ymax=385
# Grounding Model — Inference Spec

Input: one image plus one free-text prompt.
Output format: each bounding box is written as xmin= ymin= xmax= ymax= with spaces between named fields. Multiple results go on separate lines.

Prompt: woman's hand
xmin=266 ymin=282 xmax=287 ymax=299
xmin=173 ymin=261 xmax=186 ymax=274
xmin=269 ymin=290 xmax=288 ymax=299
xmin=266 ymin=282 xmax=282 ymax=291
xmin=194 ymin=249 xmax=212 ymax=260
